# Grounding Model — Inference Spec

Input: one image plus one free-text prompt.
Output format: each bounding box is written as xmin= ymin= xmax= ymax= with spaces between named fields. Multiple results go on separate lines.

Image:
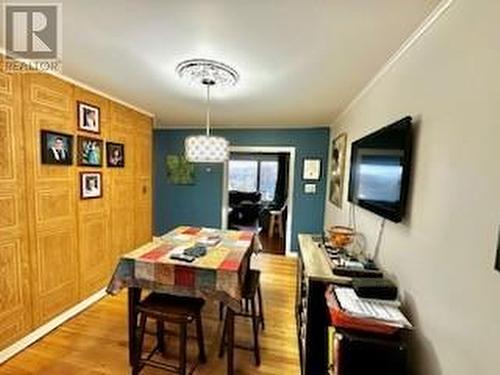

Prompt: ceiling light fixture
xmin=176 ymin=59 xmax=239 ymax=163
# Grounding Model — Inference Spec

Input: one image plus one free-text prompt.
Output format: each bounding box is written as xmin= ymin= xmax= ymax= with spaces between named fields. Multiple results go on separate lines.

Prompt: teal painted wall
xmin=153 ymin=128 xmax=330 ymax=251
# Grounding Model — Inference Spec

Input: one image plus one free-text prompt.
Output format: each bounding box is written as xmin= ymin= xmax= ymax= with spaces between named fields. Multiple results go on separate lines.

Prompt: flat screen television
xmin=347 ymin=116 xmax=413 ymax=222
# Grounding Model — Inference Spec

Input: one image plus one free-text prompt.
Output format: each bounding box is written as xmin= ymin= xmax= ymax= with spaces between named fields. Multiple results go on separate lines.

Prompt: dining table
xmin=106 ymin=226 xmax=262 ymax=375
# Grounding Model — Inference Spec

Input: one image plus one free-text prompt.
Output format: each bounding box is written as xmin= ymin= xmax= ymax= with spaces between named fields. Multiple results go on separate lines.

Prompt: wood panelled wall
xmin=0 ymin=60 xmax=153 ymax=350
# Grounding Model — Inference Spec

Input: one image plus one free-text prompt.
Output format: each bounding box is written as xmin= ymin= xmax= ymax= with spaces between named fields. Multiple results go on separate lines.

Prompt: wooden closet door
xmin=75 ymin=88 xmax=111 ymax=298
xmin=133 ymin=113 xmax=152 ymax=247
xmin=22 ymin=73 xmax=79 ymax=326
xmin=109 ymin=103 xmax=136 ymax=263
xmin=0 ymin=63 xmax=33 ymax=350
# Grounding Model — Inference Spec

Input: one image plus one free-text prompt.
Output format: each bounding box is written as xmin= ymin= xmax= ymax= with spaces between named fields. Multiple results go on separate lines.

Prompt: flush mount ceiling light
xmin=177 ymin=59 xmax=239 ymax=163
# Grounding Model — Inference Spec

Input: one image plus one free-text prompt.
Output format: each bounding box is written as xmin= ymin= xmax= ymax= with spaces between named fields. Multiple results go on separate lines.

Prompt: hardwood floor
xmin=1 ymin=254 xmax=300 ymax=375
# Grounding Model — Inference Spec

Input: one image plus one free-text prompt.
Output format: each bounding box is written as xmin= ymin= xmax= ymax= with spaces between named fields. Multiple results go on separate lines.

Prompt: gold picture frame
xmin=329 ymin=133 xmax=347 ymax=208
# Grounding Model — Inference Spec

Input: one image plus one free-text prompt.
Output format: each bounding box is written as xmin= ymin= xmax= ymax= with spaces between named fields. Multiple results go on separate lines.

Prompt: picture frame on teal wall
xmin=166 ymin=154 xmax=194 ymax=184
xmin=303 ymin=158 xmax=321 ymax=180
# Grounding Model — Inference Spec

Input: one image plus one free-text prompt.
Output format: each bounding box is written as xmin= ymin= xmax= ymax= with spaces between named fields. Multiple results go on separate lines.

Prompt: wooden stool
xmin=219 ymin=270 xmax=265 ymax=366
xmin=268 ymin=204 xmax=286 ymax=238
xmin=133 ymin=293 xmax=206 ymax=375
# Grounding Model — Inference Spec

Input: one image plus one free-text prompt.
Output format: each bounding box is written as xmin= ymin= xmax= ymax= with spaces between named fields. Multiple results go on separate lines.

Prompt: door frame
xmin=221 ymin=146 xmax=296 ymax=256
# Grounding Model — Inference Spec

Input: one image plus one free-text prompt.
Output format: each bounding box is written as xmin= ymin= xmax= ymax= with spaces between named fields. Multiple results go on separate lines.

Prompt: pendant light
xmin=176 ymin=59 xmax=239 ymax=163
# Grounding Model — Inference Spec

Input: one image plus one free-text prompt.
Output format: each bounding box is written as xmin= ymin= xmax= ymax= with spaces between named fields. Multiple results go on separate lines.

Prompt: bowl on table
xmin=327 ymin=226 xmax=355 ymax=249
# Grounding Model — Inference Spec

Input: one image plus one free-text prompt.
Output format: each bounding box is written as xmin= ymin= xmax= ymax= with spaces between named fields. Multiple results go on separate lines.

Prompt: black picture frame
xmin=40 ymin=130 xmax=73 ymax=166
xmin=77 ymin=136 xmax=103 ymax=167
xmin=106 ymin=142 xmax=125 ymax=168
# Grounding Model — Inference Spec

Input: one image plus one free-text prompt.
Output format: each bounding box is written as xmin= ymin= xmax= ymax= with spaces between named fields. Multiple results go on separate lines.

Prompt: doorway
xmin=222 ymin=146 xmax=295 ymax=256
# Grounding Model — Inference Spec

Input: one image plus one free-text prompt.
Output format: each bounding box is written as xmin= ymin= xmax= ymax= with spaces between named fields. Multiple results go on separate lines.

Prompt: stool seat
xmin=138 ymin=293 xmax=204 ymax=322
xmin=219 ymin=269 xmax=265 ymax=366
xmin=133 ymin=293 xmax=206 ymax=375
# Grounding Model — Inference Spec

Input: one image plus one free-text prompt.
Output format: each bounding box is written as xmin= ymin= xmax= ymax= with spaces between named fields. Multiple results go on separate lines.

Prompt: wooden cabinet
xmin=133 ymin=113 xmax=152 ymax=247
xmin=75 ymin=87 xmax=112 ymax=298
xmin=0 ymin=61 xmax=153 ymax=350
xmin=0 ymin=66 xmax=33 ymax=348
xmin=109 ymin=103 xmax=137 ymax=262
xmin=296 ymin=234 xmax=351 ymax=375
xmin=22 ymin=74 xmax=80 ymax=327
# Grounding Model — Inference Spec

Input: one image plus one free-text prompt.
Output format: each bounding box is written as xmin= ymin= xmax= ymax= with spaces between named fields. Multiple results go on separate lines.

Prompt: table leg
xmin=226 ymin=307 xmax=235 ymax=375
xmin=128 ymin=287 xmax=141 ymax=366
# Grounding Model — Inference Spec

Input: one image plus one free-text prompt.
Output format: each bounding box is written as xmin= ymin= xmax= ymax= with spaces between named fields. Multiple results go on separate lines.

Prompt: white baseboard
xmin=0 ymin=288 xmax=107 ymax=365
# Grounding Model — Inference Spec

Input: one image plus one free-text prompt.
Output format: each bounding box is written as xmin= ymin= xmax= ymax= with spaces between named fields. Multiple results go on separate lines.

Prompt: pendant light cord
xmin=205 ymin=83 xmax=211 ymax=136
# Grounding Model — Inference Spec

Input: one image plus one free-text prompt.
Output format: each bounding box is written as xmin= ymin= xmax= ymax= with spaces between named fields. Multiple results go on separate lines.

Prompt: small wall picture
xmin=77 ymin=101 xmax=100 ymax=134
xmin=303 ymin=158 xmax=321 ymax=180
xmin=166 ymin=155 xmax=195 ymax=185
xmin=41 ymin=130 xmax=73 ymax=165
xmin=77 ymin=136 xmax=103 ymax=167
xmin=330 ymin=133 xmax=347 ymax=208
xmin=80 ymin=172 xmax=102 ymax=199
xmin=495 ymin=226 xmax=500 ymax=273
xmin=106 ymin=142 xmax=125 ymax=167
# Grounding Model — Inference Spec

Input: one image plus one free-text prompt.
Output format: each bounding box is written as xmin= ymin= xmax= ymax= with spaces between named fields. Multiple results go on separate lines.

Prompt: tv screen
xmin=348 ymin=116 xmax=412 ymax=222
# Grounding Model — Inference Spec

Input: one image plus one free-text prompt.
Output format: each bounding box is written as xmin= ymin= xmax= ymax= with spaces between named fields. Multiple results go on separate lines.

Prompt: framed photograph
xmin=77 ymin=101 xmax=100 ymax=134
xmin=166 ymin=154 xmax=195 ymax=184
xmin=80 ymin=172 xmax=102 ymax=199
xmin=106 ymin=142 xmax=125 ymax=168
xmin=303 ymin=158 xmax=321 ymax=180
xmin=495 ymin=226 xmax=500 ymax=272
xmin=40 ymin=130 xmax=73 ymax=165
xmin=329 ymin=133 xmax=347 ymax=208
xmin=77 ymin=136 xmax=103 ymax=167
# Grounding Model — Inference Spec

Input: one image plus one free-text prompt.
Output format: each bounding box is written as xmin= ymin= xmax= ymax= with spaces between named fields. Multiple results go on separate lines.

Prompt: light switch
xmin=304 ymin=183 xmax=316 ymax=194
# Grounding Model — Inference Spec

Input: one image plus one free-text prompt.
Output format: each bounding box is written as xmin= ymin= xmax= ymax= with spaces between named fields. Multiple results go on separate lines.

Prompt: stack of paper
xmin=334 ymin=287 xmax=412 ymax=328
xmin=197 ymin=235 xmax=221 ymax=247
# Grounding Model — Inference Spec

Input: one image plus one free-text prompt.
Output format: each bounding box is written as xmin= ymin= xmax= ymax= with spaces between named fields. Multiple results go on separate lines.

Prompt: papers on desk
xmin=197 ymin=235 xmax=222 ymax=247
xmin=334 ymin=287 xmax=412 ymax=329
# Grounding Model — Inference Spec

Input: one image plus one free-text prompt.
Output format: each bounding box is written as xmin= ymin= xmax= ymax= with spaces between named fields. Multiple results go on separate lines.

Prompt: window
xmin=228 ymin=160 xmax=258 ymax=192
xmin=259 ymin=161 xmax=278 ymax=201
xmin=228 ymin=159 xmax=279 ymax=201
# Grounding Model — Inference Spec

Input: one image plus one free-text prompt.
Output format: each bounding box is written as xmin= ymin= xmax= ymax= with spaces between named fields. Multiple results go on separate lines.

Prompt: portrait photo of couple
xmin=78 ymin=136 xmax=103 ymax=167
xmin=78 ymin=102 xmax=100 ymax=134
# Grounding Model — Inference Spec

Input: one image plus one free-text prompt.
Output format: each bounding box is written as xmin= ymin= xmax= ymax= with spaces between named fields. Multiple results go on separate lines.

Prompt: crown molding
xmin=0 ymin=48 xmax=155 ymax=118
xmin=333 ymin=0 xmax=455 ymax=125
xmin=154 ymin=123 xmax=330 ymax=130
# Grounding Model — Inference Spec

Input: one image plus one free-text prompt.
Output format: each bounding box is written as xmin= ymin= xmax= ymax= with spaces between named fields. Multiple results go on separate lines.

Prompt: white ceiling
xmin=5 ymin=0 xmax=440 ymax=127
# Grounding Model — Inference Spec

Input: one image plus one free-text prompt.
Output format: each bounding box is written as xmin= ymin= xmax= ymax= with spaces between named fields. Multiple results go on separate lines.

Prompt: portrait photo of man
xmin=41 ymin=130 xmax=73 ymax=166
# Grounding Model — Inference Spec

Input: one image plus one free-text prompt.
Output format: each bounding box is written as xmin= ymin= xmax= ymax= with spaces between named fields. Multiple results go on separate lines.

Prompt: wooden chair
xmin=218 ymin=270 xmax=265 ymax=366
xmin=268 ymin=203 xmax=286 ymax=238
xmin=133 ymin=293 xmax=206 ymax=375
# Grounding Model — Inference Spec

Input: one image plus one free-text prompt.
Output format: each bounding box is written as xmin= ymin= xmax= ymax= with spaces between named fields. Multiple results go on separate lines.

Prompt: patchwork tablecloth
xmin=106 ymin=226 xmax=261 ymax=308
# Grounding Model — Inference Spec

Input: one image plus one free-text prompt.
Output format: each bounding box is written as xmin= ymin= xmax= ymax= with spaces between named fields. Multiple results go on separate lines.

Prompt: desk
xmin=107 ymin=226 xmax=261 ymax=375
